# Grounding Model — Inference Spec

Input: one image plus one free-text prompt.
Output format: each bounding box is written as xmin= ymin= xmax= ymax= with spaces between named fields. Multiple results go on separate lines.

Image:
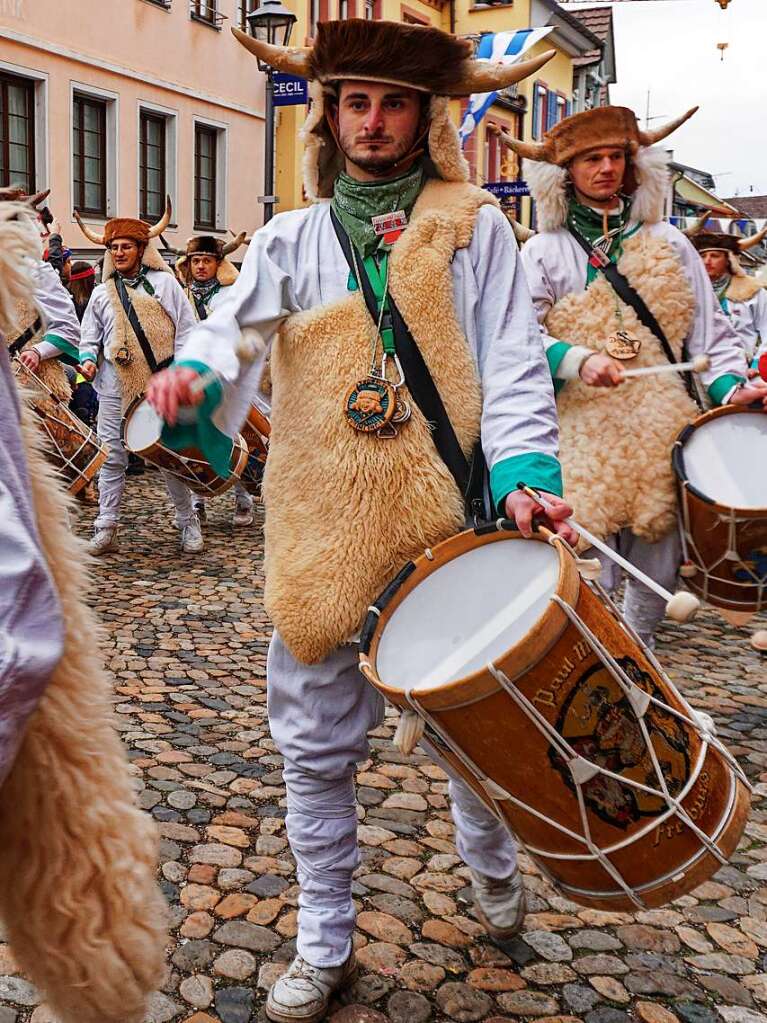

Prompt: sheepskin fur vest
xmin=104 ymin=278 xmax=176 ymax=411
xmin=546 ymin=229 xmax=698 ymax=544
xmin=263 ymin=179 xmax=491 ymax=664
xmin=726 ymin=275 xmax=763 ymax=304
xmin=7 ymin=296 xmax=71 ymax=403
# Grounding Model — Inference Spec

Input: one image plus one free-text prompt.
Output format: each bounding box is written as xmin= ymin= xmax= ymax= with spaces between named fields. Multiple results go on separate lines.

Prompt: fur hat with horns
xmin=175 ymin=231 xmax=248 ymax=287
xmin=75 ymin=196 xmax=173 ymax=277
xmin=500 ymin=105 xmax=698 ymax=232
xmin=233 ymin=19 xmax=555 ymax=199
xmin=685 ymin=215 xmax=767 ymax=277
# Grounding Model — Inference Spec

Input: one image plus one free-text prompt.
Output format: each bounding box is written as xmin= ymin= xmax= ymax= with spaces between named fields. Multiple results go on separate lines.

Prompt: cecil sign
xmin=273 ymin=73 xmax=308 ymax=107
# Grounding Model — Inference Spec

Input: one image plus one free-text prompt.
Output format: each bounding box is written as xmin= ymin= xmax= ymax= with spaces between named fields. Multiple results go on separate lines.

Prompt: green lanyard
xmin=714 ymin=279 xmax=731 ymax=317
xmin=347 ymin=252 xmax=396 ymax=356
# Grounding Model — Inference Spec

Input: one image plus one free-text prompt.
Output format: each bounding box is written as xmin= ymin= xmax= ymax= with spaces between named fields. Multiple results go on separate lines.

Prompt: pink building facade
xmin=0 ymin=0 xmax=266 ymax=257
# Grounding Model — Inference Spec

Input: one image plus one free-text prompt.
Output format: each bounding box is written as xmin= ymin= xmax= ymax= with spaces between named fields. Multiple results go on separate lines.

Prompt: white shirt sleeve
xmin=748 ymin=288 xmax=767 ymax=362
xmin=31 ymin=261 xmax=80 ymax=356
xmin=79 ymin=288 xmax=105 ymax=365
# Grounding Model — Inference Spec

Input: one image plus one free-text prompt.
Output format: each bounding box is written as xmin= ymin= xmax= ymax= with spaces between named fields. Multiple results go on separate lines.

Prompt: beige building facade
xmin=0 ymin=0 xmax=266 ymax=256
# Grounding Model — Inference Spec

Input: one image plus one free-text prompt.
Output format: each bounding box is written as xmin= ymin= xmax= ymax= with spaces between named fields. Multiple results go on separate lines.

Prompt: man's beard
xmin=339 ymin=132 xmax=417 ymax=178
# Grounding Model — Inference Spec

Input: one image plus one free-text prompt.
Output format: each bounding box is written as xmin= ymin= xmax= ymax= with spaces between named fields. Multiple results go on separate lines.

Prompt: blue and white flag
xmin=459 ymin=27 xmax=553 ymax=145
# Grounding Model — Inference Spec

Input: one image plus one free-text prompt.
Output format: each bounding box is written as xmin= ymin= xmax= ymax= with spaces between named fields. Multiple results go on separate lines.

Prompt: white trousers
xmin=267 ymin=631 xmax=518 ymax=968
xmin=591 ymin=529 xmax=681 ymax=642
xmin=94 ymin=392 xmax=195 ymax=529
xmin=192 ymin=479 xmax=253 ymax=510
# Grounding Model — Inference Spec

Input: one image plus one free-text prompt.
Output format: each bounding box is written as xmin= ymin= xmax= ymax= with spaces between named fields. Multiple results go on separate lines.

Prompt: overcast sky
xmin=564 ymin=0 xmax=767 ymax=198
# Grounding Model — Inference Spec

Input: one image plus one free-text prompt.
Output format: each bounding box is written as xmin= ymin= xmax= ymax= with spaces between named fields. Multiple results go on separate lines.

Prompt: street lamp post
xmin=247 ymin=0 xmax=298 ymax=224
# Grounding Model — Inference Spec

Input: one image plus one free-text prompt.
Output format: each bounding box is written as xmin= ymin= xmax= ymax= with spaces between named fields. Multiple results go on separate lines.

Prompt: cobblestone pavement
xmin=4 ymin=475 xmax=767 ymax=1023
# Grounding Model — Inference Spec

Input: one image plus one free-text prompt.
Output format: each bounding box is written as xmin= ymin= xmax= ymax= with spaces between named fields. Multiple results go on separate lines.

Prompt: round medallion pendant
xmin=344 ymin=377 xmax=396 ymax=433
xmin=114 ymin=345 xmax=133 ymax=366
xmin=605 ymin=331 xmax=642 ymax=361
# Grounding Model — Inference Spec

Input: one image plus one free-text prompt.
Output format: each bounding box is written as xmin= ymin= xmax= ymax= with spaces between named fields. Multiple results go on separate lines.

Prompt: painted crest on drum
xmin=734 ymin=547 xmax=767 ymax=584
xmin=549 ymin=657 xmax=690 ymax=829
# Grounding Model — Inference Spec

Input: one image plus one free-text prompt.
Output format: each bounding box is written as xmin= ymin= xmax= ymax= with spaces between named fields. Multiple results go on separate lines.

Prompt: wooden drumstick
xmin=621 ymin=355 xmax=710 ymax=379
xmin=517 ymin=484 xmax=700 ymax=623
xmin=188 ymin=331 xmax=265 ymax=397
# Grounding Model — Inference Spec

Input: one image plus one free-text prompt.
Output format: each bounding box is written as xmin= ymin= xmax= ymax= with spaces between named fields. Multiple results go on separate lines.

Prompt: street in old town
xmin=0 ymin=479 xmax=765 ymax=1023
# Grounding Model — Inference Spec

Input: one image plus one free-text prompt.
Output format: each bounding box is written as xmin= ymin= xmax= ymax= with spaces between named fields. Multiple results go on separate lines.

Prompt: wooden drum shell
xmin=674 ymin=407 xmax=767 ymax=613
xmin=361 ymin=529 xmax=749 ymax=910
xmin=239 ymin=404 xmax=270 ymax=496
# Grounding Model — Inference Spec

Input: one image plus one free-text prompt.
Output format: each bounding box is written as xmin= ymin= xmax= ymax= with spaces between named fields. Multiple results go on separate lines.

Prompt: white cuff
xmin=557 ymin=345 xmax=595 ymax=380
xmin=723 ymin=384 xmax=741 ymax=404
xmin=34 ymin=341 xmax=61 ymax=361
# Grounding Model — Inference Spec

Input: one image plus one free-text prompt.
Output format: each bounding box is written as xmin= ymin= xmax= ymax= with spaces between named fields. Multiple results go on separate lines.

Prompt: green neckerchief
xmin=712 ymin=274 xmax=732 ymax=315
xmin=567 ymin=198 xmax=639 ymax=285
xmin=332 ymin=164 xmax=425 ymax=259
xmin=112 ymin=264 xmax=155 ymax=296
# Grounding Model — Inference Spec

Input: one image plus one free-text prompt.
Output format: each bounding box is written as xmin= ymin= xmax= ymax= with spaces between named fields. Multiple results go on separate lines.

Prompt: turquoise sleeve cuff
xmin=160 ymin=359 xmax=233 ymax=479
xmin=490 ymin=452 xmax=564 ymax=515
xmin=708 ymin=373 xmax=745 ymax=407
xmin=546 ymin=340 xmax=571 ymax=377
xmin=44 ymin=333 xmax=80 ymax=361
xmin=79 ymin=352 xmax=97 ymax=363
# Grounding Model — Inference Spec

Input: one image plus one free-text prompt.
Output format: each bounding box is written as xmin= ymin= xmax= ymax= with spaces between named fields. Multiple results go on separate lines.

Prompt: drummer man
xmin=505 ymin=105 xmax=767 ymax=648
xmin=688 ymin=222 xmax=767 ymax=365
xmin=75 ymin=201 xmax=202 ymax=555
xmin=148 ymin=19 xmax=575 ymax=1022
xmin=176 ymin=232 xmax=255 ymax=528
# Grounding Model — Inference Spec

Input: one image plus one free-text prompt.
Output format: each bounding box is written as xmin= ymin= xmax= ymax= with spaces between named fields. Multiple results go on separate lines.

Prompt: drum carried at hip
xmin=674 ymin=405 xmax=767 ymax=615
xmin=13 ymin=358 xmax=108 ymax=495
xmin=122 ymin=396 xmax=269 ymax=498
xmin=359 ymin=523 xmax=749 ymax=911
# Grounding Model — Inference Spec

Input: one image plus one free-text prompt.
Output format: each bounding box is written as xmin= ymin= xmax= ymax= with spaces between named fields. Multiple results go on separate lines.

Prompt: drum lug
xmin=569 ymin=756 xmax=600 ymax=785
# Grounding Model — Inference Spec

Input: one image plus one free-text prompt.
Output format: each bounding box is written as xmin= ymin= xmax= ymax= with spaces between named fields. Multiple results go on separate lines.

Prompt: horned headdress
xmin=685 ymin=215 xmax=767 ymax=277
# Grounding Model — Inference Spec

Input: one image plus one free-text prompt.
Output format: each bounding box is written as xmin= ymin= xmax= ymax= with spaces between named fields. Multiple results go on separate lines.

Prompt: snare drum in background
xmin=122 ymin=395 xmax=248 ymax=497
xmin=13 ymin=359 xmax=107 ymax=495
xmin=359 ymin=525 xmax=749 ymax=910
xmin=674 ymin=406 xmax=767 ymax=612
xmin=239 ymin=404 xmax=270 ymax=495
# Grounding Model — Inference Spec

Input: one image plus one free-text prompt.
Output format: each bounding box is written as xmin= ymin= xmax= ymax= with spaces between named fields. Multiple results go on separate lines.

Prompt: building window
xmin=190 ymin=0 xmax=223 ymax=27
xmin=532 ymin=82 xmax=547 ymax=140
xmin=194 ymin=124 xmax=217 ymax=230
xmin=73 ymin=93 xmax=107 ymax=216
xmin=238 ymin=0 xmax=256 ymax=30
xmin=139 ymin=111 xmax=166 ymax=222
xmin=0 ymin=72 xmax=35 ymax=193
xmin=339 ymin=0 xmax=348 ymax=16
xmin=362 ymin=0 xmax=377 ymax=17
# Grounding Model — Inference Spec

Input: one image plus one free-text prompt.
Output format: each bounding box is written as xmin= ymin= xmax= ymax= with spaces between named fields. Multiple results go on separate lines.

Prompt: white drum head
xmin=683 ymin=413 xmax=767 ymax=510
xmin=376 ymin=538 xmax=560 ymax=693
xmin=124 ymin=399 xmax=163 ymax=453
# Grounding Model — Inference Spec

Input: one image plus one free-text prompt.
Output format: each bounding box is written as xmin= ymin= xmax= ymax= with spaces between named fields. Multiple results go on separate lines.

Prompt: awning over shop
xmin=674 ymin=173 xmax=739 ymax=217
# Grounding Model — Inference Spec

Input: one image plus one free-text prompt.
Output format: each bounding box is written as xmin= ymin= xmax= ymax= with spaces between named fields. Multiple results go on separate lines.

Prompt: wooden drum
xmin=674 ymin=406 xmax=767 ymax=613
xmin=359 ymin=523 xmax=750 ymax=910
xmin=239 ymin=403 xmax=270 ymax=495
xmin=13 ymin=359 xmax=107 ymax=495
xmin=122 ymin=395 xmax=248 ymax=497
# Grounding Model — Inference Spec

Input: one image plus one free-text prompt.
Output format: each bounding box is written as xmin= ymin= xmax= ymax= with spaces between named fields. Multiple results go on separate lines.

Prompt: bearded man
xmin=148 ymin=20 xmax=576 ymax=1022
xmin=504 ymin=106 xmax=766 ymax=648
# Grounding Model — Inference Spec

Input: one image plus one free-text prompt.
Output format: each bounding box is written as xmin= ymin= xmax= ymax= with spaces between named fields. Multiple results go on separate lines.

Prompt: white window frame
xmin=136 ymin=100 xmax=178 ymax=226
xmin=192 ymin=115 xmax=228 ymax=233
xmin=0 ymin=59 xmax=48 ymax=191
xmin=69 ymin=80 xmax=119 ymax=221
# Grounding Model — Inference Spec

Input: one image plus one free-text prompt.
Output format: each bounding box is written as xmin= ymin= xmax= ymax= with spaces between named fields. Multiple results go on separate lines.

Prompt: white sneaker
xmin=470 ymin=867 xmax=527 ymax=940
xmin=266 ymin=953 xmax=357 ymax=1023
xmin=89 ymin=527 xmax=118 ymax=555
xmin=232 ymin=501 xmax=254 ymax=528
xmin=180 ymin=515 xmax=204 ymax=553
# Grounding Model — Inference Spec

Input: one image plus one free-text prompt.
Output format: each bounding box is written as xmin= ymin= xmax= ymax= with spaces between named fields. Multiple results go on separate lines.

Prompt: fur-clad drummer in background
xmin=148 ymin=19 xmax=576 ymax=1022
xmin=0 ymin=188 xmax=82 ymax=398
xmin=687 ymin=220 xmax=767 ymax=366
xmin=176 ymin=231 xmax=256 ymax=527
xmin=75 ymin=199 xmax=203 ymax=555
xmin=503 ymin=106 xmax=767 ymax=649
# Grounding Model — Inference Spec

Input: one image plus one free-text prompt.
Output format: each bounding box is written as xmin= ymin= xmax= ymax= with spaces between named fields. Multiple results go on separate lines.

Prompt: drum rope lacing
xmin=370 ymin=574 xmax=750 ymax=908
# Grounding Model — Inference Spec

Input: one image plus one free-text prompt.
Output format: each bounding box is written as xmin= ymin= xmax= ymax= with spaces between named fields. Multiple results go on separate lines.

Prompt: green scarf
xmin=567 ymin=199 xmax=637 ymax=285
xmin=332 ymin=164 xmax=425 ymax=259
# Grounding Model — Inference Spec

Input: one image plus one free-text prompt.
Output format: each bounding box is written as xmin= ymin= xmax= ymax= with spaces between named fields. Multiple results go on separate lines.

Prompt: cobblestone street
xmin=3 ymin=475 xmax=767 ymax=1023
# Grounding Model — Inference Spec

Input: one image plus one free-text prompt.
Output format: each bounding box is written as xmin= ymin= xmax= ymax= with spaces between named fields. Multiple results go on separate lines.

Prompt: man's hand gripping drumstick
xmin=147 ymin=331 xmax=264 ymax=425
xmin=504 ymin=488 xmax=579 ymax=548
xmin=517 ymin=483 xmax=700 ymax=623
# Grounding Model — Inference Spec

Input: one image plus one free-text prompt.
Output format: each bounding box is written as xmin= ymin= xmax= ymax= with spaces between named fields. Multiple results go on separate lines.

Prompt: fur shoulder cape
xmin=726 ymin=275 xmax=763 ymax=304
xmin=545 ymin=229 xmax=699 ymax=544
xmin=263 ymin=179 xmax=495 ymax=664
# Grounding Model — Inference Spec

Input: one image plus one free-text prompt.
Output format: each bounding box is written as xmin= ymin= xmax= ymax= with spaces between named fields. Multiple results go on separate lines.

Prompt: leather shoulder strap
xmin=114 ymin=276 xmax=172 ymax=373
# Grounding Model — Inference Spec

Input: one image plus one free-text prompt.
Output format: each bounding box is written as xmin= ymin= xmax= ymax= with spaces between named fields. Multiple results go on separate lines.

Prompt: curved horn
xmin=739 ymin=223 xmax=767 ymax=251
xmin=222 ymin=230 xmax=248 ymax=256
xmin=147 ymin=194 xmax=172 ymax=239
xmin=232 ymin=27 xmax=313 ymax=77
xmin=638 ymin=106 xmax=698 ymax=146
xmin=498 ymin=127 xmax=548 ymax=162
xmin=505 ymin=214 xmax=536 ymax=244
xmin=27 ymin=188 xmax=51 ymax=209
xmin=73 ymin=210 xmax=105 ymax=246
xmin=682 ymin=213 xmax=710 ymax=237
xmin=445 ymin=48 xmax=556 ymax=97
